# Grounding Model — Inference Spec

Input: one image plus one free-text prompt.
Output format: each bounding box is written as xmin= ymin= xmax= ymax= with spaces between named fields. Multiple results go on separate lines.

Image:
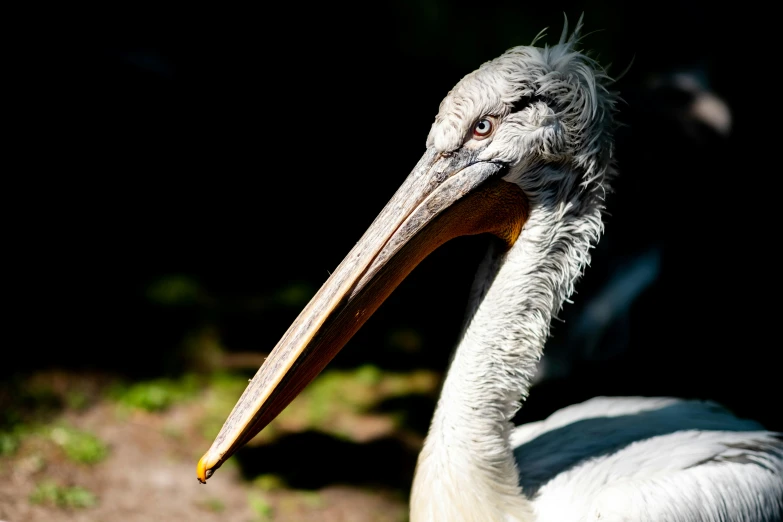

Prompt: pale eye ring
xmin=473 ymin=118 xmax=494 ymax=139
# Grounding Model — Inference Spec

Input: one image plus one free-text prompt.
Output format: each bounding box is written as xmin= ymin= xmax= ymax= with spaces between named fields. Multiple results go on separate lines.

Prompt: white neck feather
xmin=410 ymin=172 xmax=604 ymax=522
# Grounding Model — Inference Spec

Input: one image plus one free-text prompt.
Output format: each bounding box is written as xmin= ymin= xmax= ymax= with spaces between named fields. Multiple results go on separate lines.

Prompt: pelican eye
xmin=472 ymin=118 xmax=494 ymax=139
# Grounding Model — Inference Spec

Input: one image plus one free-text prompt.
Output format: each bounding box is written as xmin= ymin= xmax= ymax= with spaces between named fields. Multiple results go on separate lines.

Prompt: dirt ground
xmin=0 ymin=370 xmax=434 ymax=522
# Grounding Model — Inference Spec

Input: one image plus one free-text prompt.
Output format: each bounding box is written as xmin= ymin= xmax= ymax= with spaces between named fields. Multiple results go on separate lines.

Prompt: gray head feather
xmin=427 ymin=16 xmax=617 ymax=193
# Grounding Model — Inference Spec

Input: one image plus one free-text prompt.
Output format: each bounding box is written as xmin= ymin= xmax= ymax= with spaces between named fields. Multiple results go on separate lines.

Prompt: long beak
xmin=197 ymin=147 xmax=529 ymax=483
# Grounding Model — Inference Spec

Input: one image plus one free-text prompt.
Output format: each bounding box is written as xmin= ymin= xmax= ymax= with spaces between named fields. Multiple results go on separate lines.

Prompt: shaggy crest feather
xmin=426 ymin=15 xmax=617 ymax=193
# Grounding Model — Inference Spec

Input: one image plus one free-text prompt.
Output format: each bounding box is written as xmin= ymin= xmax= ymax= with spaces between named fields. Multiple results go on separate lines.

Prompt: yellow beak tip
xmin=196 ymin=452 xmax=214 ymax=484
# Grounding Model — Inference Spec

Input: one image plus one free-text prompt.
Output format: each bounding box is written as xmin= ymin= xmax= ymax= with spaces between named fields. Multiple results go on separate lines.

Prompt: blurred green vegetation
xmin=0 ymin=379 xmax=66 ymax=458
xmin=198 ymin=497 xmax=226 ymax=513
xmin=145 ymin=274 xmax=205 ymax=307
xmin=49 ymin=426 xmax=108 ymax=465
xmin=0 ymin=431 xmax=20 ymax=456
xmin=248 ymin=491 xmax=274 ymax=521
xmin=252 ymin=474 xmax=288 ymax=492
xmin=109 ymin=374 xmax=201 ymax=412
xmin=29 ymin=481 xmax=98 ymax=509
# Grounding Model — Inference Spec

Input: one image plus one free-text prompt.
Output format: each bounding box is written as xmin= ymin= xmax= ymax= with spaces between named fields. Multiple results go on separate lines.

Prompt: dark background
xmin=11 ymin=0 xmax=775 ymax=433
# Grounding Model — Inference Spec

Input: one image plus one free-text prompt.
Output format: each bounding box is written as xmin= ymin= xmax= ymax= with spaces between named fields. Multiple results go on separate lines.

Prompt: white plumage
xmin=515 ymin=397 xmax=782 ymax=521
xmin=198 ymin=18 xmax=783 ymax=522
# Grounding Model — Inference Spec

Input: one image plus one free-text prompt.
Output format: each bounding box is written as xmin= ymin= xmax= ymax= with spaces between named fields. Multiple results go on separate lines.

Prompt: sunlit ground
xmin=0 ymin=362 xmax=440 ymax=521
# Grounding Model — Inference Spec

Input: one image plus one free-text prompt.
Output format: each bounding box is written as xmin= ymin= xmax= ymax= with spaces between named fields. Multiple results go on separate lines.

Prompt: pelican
xmin=196 ymin=21 xmax=783 ymax=521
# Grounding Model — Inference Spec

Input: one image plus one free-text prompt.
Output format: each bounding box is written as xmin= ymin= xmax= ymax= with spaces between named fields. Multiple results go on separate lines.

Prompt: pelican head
xmin=197 ymin=20 xmax=617 ymax=500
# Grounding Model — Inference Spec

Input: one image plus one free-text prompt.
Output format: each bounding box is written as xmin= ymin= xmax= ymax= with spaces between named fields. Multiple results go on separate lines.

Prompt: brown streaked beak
xmin=197 ymin=147 xmax=529 ymax=483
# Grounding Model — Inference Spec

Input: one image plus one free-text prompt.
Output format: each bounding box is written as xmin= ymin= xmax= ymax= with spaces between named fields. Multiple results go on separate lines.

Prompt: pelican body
xmin=197 ymin=23 xmax=783 ymax=522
